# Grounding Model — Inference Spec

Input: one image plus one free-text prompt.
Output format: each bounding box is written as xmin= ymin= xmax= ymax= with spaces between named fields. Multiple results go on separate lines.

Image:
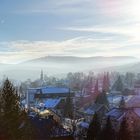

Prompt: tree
xmin=117 ymin=117 xmax=132 ymax=140
xmin=86 ymin=112 xmax=101 ymax=140
xmin=19 ymin=109 xmax=36 ymax=140
xmin=0 ymin=79 xmax=22 ymax=140
xmin=125 ymin=72 xmax=135 ymax=88
xmin=94 ymin=79 xmax=99 ymax=95
xmin=101 ymin=116 xmax=116 ymax=140
xmin=95 ymin=90 xmax=109 ymax=107
xmin=112 ymin=76 xmax=123 ymax=92
xmin=102 ymin=73 xmax=110 ymax=92
xmin=0 ymin=79 xmax=35 ymax=140
xmin=63 ymin=94 xmax=73 ymax=118
xmin=119 ymin=96 xmax=125 ymax=108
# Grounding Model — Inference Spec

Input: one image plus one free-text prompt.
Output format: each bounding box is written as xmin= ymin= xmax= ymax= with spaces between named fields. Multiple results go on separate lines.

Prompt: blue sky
xmin=0 ymin=0 xmax=140 ymax=63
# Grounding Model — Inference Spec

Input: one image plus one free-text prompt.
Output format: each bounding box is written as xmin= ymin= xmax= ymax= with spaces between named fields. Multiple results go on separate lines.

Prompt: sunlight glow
xmin=127 ymin=0 xmax=140 ymax=20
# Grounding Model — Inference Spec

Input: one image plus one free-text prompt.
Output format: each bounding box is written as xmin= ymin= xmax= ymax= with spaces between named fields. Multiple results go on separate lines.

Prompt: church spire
xmin=40 ymin=70 xmax=44 ymax=81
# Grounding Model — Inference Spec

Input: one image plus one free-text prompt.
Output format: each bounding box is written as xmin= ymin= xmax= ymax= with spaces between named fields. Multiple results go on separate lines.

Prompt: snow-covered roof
xmin=84 ymin=108 xmax=95 ymax=115
xmin=21 ymin=99 xmax=26 ymax=105
xmin=126 ymin=95 xmax=140 ymax=108
xmin=108 ymin=95 xmax=132 ymax=105
xmin=110 ymin=91 xmax=122 ymax=94
xmin=44 ymin=98 xmax=61 ymax=108
xmin=83 ymin=104 xmax=104 ymax=115
xmin=134 ymin=108 xmax=140 ymax=117
xmin=77 ymin=121 xmax=89 ymax=128
xmin=42 ymin=87 xmax=69 ymax=94
xmin=28 ymin=87 xmax=70 ymax=94
xmin=106 ymin=108 xmax=125 ymax=120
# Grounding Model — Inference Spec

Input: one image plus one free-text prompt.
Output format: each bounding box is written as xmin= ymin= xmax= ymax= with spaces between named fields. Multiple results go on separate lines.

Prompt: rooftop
xmin=126 ymin=95 xmax=140 ymax=108
xmin=80 ymin=103 xmax=105 ymax=115
xmin=44 ymin=98 xmax=61 ymax=108
xmin=106 ymin=108 xmax=125 ymax=120
xmin=28 ymin=87 xmax=70 ymax=94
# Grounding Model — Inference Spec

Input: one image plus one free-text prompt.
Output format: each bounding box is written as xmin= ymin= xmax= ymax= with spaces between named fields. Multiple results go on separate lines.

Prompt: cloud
xmin=61 ymin=21 xmax=140 ymax=43
xmin=0 ymin=34 xmax=140 ymax=64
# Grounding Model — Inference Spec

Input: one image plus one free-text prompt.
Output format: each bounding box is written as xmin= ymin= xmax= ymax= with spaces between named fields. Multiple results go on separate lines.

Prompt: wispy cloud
xmin=60 ymin=22 xmax=140 ymax=43
xmin=0 ymin=34 xmax=140 ymax=64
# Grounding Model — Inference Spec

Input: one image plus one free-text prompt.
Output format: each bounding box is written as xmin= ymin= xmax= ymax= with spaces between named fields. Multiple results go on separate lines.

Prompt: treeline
xmin=19 ymin=71 xmax=139 ymax=98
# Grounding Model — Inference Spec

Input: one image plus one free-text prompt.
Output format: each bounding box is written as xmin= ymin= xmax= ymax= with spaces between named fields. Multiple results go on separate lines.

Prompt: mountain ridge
xmin=22 ymin=56 xmax=137 ymax=64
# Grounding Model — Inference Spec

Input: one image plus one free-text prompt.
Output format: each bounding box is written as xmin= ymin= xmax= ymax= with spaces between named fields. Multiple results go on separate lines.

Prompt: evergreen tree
xmin=117 ymin=117 xmax=132 ymax=140
xmin=102 ymin=74 xmax=107 ymax=92
xmin=64 ymin=94 xmax=73 ymax=118
xmin=0 ymin=79 xmax=35 ymax=140
xmin=95 ymin=90 xmax=109 ymax=107
xmin=106 ymin=72 xmax=110 ymax=92
xmin=20 ymin=110 xmax=36 ymax=140
xmin=125 ymin=72 xmax=135 ymax=88
xmin=112 ymin=76 xmax=123 ymax=92
xmin=102 ymin=72 xmax=110 ymax=92
xmin=86 ymin=112 xmax=101 ymax=140
xmin=0 ymin=79 xmax=22 ymax=140
xmin=94 ymin=79 xmax=99 ymax=95
xmin=101 ymin=116 xmax=116 ymax=140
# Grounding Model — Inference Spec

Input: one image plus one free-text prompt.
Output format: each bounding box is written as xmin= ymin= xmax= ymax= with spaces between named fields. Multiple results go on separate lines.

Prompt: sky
xmin=0 ymin=0 xmax=140 ymax=64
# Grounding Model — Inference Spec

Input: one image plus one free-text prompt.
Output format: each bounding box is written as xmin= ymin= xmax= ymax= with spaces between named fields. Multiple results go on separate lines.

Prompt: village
xmin=17 ymin=71 xmax=140 ymax=140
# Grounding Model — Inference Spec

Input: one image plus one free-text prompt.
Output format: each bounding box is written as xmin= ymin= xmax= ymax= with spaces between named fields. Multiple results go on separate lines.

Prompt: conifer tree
xmin=95 ymin=90 xmax=109 ymax=107
xmin=94 ymin=79 xmax=99 ymax=95
xmin=117 ymin=118 xmax=132 ymax=140
xmin=0 ymin=79 xmax=21 ymax=140
xmin=106 ymin=72 xmax=110 ymax=91
xmin=112 ymin=76 xmax=123 ymax=92
xmin=86 ymin=112 xmax=101 ymax=140
xmin=20 ymin=110 xmax=36 ymax=140
xmin=0 ymin=79 xmax=36 ymax=140
xmin=101 ymin=116 xmax=116 ymax=140
xmin=102 ymin=74 xmax=107 ymax=92
xmin=64 ymin=94 xmax=73 ymax=118
xmin=102 ymin=72 xmax=110 ymax=92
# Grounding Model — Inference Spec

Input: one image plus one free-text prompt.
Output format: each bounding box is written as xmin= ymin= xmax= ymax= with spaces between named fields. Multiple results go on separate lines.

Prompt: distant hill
xmin=24 ymin=56 xmax=137 ymax=64
xmin=0 ymin=56 xmax=139 ymax=81
xmin=22 ymin=56 xmax=138 ymax=72
xmin=104 ymin=62 xmax=140 ymax=73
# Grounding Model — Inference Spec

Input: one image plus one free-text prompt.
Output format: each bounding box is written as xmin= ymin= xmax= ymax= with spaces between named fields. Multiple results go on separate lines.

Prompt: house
xmin=78 ymin=103 xmax=108 ymax=122
xmin=108 ymin=95 xmax=132 ymax=108
xmin=104 ymin=108 xmax=126 ymax=130
xmin=104 ymin=107 xmax=140 ymax=133
xmin=43 ymin=98 xmax=66 ymax=115
xmin=29 ymin=115 xmax=71 ymax=139
xmin=39 ymin=109 xmax=61 ymax=123
xmin=44 ymin=98 xmax=61 ymax=109
xmin=26 ymin=87 xmax=74 ymax=108
xmin=126 ymin=95 xmax=140 ymax=108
